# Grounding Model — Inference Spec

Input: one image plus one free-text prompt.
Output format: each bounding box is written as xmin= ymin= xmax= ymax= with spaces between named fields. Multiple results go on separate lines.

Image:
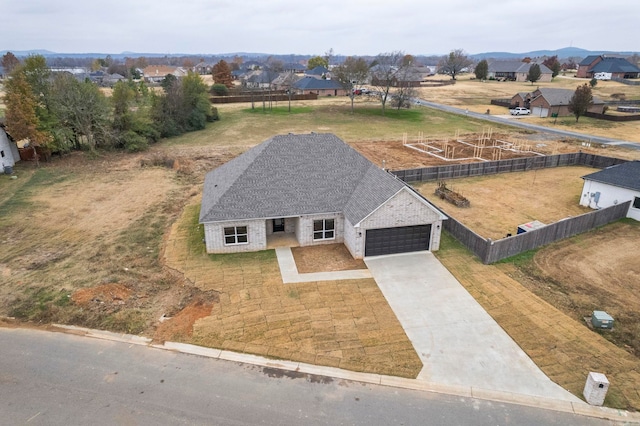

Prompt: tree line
xmin=2 ymin=54 xmax=217 ymax=154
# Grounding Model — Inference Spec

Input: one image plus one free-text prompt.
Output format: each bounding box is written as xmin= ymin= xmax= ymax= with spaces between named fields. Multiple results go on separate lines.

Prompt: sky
xmin=2 ymin=0 xmax=639 ymax=57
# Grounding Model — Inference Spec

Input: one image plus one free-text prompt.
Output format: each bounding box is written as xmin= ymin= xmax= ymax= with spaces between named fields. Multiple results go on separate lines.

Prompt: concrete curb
xmin=52 ymin=324 xmax=640 ymax=424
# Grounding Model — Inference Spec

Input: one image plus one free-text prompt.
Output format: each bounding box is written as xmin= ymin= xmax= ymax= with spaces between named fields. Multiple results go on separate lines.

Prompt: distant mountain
xmin=2 ymin=47 xmax=637 ymax=62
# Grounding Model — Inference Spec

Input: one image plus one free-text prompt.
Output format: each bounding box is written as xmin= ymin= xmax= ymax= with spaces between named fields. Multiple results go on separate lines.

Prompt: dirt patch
xmin=71 ymin=283 xmax=132 ymax=307
xmin=351 ymin=135 xmax=587 ymax=171
xmin=415 ymin=166 xmax=594 ymax=240
xmin=523 ymin=221 xmax=640 ymax=357
xmin=291 ymin=244 xmax=366 ymax=273
xmin=153 ymin=299 xmax=215 ymax=343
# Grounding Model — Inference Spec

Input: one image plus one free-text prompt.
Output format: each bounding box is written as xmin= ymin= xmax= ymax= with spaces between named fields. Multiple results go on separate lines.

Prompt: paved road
xmin=0 ymin=327 xmax=617 ymax=426
xmin=365 ymin=252 xmax=580 ymax=402
xmin=412 ymin=98 xmax=640 ymax=151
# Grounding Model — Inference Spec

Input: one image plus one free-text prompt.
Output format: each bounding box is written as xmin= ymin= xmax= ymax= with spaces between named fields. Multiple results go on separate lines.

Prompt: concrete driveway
xmin=365 ymin=252 xmax=580 ymax=402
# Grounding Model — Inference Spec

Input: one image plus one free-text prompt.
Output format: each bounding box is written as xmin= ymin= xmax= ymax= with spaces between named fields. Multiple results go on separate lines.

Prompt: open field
xmin=2 ymin=95 xmax=640 ymax=407
xmin=416 ymin=75 xmax=640 ymax=142
xmin=414 ymin=166 xmax=594 ymax=240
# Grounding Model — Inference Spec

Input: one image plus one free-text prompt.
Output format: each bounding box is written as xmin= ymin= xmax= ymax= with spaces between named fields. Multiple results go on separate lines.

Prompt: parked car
xmin=509 ymin=107 xmax=531 ymax=116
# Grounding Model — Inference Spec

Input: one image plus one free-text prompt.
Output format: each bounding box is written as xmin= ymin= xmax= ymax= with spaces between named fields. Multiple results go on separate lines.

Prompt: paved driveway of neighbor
xmin=365 ymin=252 xmax=580 ymax=402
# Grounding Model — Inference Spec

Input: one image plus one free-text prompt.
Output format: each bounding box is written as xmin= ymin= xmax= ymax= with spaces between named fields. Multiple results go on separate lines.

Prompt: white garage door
xmin=532 ymin=107 xmax=549 ymax=117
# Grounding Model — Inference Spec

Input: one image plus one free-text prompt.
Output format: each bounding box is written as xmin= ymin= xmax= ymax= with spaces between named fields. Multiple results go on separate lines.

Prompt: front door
xmin=273 ymin=218 xmax=285 ymax=233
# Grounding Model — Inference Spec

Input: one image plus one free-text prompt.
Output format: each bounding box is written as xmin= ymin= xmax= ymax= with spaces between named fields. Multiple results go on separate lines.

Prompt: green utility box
xmin=591 ymin=311 xmax=614 ymax=329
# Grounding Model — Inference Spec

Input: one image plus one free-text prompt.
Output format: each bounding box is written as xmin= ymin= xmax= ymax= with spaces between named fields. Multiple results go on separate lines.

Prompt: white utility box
xmin=583 ymin=372 xmax=609 ymax=406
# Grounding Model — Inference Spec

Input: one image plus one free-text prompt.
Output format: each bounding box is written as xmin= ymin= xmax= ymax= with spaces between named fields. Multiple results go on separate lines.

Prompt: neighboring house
xmin=199 ymin=133 xmax=446 ymax=258
xmin=580 ymin=161 xmax=640 ymax=221
xmin=510 ymin=88 xmax=605 ymax=117
xmin=305 ymin=66 xmax=331 ymax=79
xmin=577 ymin=55 xmax=640 ymax=79
xmin=271 ymin=71 xmax=300 ymax=91
xmin=0 ymin=123 xmax=20 ymax=171
xmin=103 ymin=73 xmax=126 ymax=86
xmin=243 ymin=70 xmax=272 ymax=89
xmin=282 ymin=63 xmax=306 ymax=73
xmin=487 ymin=61 xmax=553 ymax=82
xmin=371 ymin=65 xmax=424 ymax=87
xmin=142 ymin=66 xmax=188 ymax=83
xmin=194 ymin=62 xmax=215 ymax=75
xmin=292 ymin=76 xmax=346 ymax=96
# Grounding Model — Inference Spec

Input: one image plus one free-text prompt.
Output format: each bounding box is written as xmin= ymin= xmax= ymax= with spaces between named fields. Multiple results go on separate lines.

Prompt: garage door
xmin=365 ymin=225 xmax=431 ymax=257
xmin=532 ymin=107 xmax=548 ymax=117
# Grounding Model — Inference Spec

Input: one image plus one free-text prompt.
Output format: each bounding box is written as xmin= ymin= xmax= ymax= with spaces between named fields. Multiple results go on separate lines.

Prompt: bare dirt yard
xmin=413 ymin=166 xmax=595 ymax=240
xmin=291 ymin=244 xmax=366 ymax=273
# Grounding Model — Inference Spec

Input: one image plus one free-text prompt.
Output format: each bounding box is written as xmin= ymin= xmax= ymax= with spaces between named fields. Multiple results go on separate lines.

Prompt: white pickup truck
xmin=509 ymin=106 xmax=531 ymax=116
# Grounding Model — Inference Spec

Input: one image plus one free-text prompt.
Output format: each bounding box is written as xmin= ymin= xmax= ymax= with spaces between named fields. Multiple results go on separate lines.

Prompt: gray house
xmin=199 ymin=133 xmax=446 ymax=258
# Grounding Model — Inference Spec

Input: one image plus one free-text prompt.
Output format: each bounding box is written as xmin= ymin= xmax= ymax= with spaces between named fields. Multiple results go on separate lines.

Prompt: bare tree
xmin=332 ymin=57 xmax=370 ymax=113
xmin=370 ymin=51 xmax=405 ymax=115
xmin=392 ymin=56 xmax=420 ymax=110
xmin=438 ymin=49 xmax=472 ymax=80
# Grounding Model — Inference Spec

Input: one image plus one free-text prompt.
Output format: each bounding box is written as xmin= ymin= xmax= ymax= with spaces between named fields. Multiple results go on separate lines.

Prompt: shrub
xmin=210 ymin=84 xmax=229 ymax=96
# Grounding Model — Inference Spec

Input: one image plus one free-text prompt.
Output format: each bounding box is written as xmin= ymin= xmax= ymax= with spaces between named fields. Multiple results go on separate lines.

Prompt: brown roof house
xmin=199 ymin=133 xmax=446 ymax=258
xmin=487 ymin=61 xmax=553 ymax=82
xmin=511 ymin=88 xmax=605 ymax=117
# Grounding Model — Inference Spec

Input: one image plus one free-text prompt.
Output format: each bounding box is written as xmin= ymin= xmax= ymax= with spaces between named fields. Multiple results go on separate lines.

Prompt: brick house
xmin=199 ymin=133 xmax=446 ymax=258
xmin=292 ymin=76 xmax=346 ymax=96
xmin=487 ymin=61 xmax=553 ymax=82
xmin=511 ymin=88 xmax=605 ymax=117
xmin=577 ymin=55 xmax=640 ymax=79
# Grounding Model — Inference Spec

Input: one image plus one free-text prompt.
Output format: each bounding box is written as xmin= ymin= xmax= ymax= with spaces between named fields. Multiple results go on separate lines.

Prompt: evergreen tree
xmin=474 ymin=59 xmax=488 ymax=80
xmin=527 ymin=64 xmax=541 ymax=85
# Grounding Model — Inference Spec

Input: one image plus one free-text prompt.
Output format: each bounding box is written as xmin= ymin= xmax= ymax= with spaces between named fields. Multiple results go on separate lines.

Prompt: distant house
xmin=199 ymin=133 xmax=446 ymax=258
xmin=487 ymin=61 xmax=553 ymax=82
xmin=282 ymin=63 xmax=306 ymax=73
xmin=370 ymin=65 xmax=424 ymax=87
xmin=577 ymin=55 xmax=640 ymax=79
xmin=580 ymin=161 xmax=640 ymax=221
xmin=103 ymin=73 xmax=126 ymax=86
xmin=194 ymin=62 xmax=215 ymax=75
xmin=142 ymin=66 xmax=188 ymax=83
xmin=243 ymin=71 xmax=272 ymax=89
xmin=271 ymin=72 xmax=300 ymax=91
xmin=510 ymin=88 xmax=605 ymax=117
xmin=292 ymin=76 xmax=346 ymax=96
xmin=0 ymin=123 xmax=20 ymax=172
xmin=305 ymin=66 xmax=331 ymax=79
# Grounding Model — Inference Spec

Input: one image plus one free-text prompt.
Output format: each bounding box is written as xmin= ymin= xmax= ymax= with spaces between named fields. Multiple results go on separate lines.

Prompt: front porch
xmin=266 ymin=231 xmax=299 ymax=249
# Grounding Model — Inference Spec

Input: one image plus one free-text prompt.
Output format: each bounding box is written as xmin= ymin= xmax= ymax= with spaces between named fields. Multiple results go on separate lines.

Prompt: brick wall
xmin=203 ymin=219 xmax=266 ymax=253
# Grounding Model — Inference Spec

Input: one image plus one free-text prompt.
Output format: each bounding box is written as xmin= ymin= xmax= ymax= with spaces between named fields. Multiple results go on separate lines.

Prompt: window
xmin=633 ymin=197 xmax=640 ymax=210
xmin=0 ymin=150 xmax=4 ymax=158
xmin=224 ymin=226 xmax=248 ymax=245
xmin=313 ymin=219 xmax=335 ymax=240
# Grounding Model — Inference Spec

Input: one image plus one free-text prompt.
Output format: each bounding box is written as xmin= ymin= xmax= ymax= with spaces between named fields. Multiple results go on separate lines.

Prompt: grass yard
xmin=414 ymin=166 xmax=594 ymax=240
xmin=417 ymin=75 xmax=640 ymax=143
xmin=162 ymin=202 xmax=422 ymax=378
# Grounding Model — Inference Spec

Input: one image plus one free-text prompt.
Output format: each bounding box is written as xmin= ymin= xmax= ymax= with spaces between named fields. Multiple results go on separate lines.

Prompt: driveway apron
xmin=365 ymin=252 xmax=580 ymax=402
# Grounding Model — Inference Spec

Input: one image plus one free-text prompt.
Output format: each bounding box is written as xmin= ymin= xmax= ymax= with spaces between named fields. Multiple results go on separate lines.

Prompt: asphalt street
xmin=412 ymin=98 xmax=640 ymax=151
xmin=0 ymin=327 xmax=621 ymax=426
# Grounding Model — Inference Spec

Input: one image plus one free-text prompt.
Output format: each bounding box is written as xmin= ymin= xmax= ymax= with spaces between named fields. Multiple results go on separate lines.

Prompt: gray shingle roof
xmin=293 ymin=76 xmax=342 ymax=90
xmin=581 ymin=161 xmax=640 ymax=192
xmin=532 ymin=88 xmax=603 ymax=106
xmin=199 ymin=133 xmax=409 ymax=224
xmin=579 ymin=55 xmax=601 ymax=66
xmin=488 ymin=61 xmax=552 ymax=74
xmin=590 ymin=57 xmax=640 ymax=74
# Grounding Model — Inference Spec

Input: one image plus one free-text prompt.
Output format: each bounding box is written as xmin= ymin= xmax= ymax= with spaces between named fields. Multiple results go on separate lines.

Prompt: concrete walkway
xmin=275 ymin=247 xmax=372 ymax=283
xmin=365 ymin=251 xmax=581 ymax=402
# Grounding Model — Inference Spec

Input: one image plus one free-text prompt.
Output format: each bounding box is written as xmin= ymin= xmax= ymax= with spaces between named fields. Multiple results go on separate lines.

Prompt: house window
xmin=633 ymin=197 xmax=640 ymax=209
xmin=224 ymin=226 xmax=248 ymax=245
xmin=0 ymin=150 xmax=4 ymax=158
xmin=313 ymin=219 xmax=335 ymax=240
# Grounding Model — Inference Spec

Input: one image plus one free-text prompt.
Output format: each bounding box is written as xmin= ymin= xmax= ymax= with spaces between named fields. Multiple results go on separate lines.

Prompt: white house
xmin=0 ymin=124 xmax=20 ymax=172
xmin=199 ymin=133 xmax=447 ymax=258
xmin=580 ymin=161 xmax=640 ymax=221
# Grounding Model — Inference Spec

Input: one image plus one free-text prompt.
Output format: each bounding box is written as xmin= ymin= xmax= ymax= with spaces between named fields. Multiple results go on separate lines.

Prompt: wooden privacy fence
xmin=391 ymin=153 xmax=632 ymax=263
xmin=391 ymin=152 xmax=627 ymax=183
xmin=444 ymin=202 xmax=631 ymax=264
